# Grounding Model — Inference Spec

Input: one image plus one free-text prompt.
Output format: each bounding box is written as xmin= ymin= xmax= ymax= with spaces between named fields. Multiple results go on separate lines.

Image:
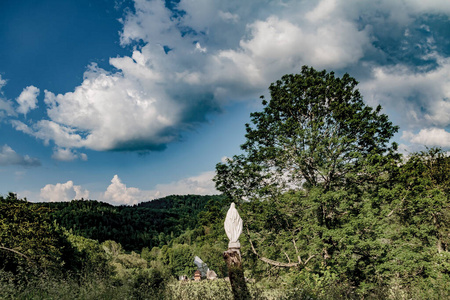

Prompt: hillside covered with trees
xmin=1 ymin=67 xmax=449 ymax=299
xmin=37 ymin=194 xmax=226 ymax=251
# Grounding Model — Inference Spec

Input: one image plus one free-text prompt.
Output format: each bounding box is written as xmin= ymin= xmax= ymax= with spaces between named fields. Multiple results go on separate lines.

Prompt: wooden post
xmin=224 ymin=203 xmax=251 ymax=300
xmin=224 ymin=248 xmax=250 ymax=300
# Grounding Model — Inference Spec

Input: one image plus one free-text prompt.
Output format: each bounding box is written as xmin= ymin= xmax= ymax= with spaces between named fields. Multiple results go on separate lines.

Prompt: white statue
xmin=224 ymin=202 xmax=243 ymax=248
xmin=194 ymin=256 xmax=208 ymax=276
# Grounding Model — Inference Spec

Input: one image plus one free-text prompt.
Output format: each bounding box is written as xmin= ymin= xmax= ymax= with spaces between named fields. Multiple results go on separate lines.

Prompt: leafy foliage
xmin=215 ymin=66 xmax=399 ymax=201
xmin=379 ymin=149 xmax=450 ymax=287
xmin=0 ymin=193 xmax=75 ymax=275
xmin=215 ymin=67 xmax=450 ymax=297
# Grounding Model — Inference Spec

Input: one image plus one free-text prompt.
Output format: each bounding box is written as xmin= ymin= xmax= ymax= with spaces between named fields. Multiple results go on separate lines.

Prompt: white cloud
xmin=24 ymin=63 xmax=179 ymax=151
xmin=208 ymin=15 xmax=369 ymax=88
xmin=154 ymin=171 xmax=218 ymax=196
xmin=16 ymin=190 xmax=38 ymax=202
xmin=119 ymin=0 xmax=183 ymax=47
xmin=40 ymin=181 xmax=90 ymax=202
xmin=195 ymin=42 xmax=207 ymax=53
xmin=305 ymin=0 xmax=338 ymax=22
xmin=0 ymin=144 xmax=40 ymax=167
xmin=218 ymin=11 xmax=239 ymax=23
xmin=0 ymin=75 xmax=6 ymax=90
xmin=102 ymin=171 xmax=218 ymax=205
xmin=406 ymin=0 xmax=450 ymax=14
xmin=103 ymin=175 xmax=148 ymax=205
xmin=0 ymin=75 xmax=15 ymax=119
xmin=51 ymin=147 xmax=88 ymax=161
xmin=51 ymin=148 xmax=76 ymax=161
xmin=16 ymin=85 xmax=39 ymax=115
xmin=396 ymin=143 xmax=415 ymax=156
xmin=11 ymin=0 xmax=374 ymax=153
xmin=8 ymin=0 xmax=450 ymax=154
xmin=402 ymin=128 xmax=450 ymax=149
xmin=360 ymin=55 xmax=450 ymax=129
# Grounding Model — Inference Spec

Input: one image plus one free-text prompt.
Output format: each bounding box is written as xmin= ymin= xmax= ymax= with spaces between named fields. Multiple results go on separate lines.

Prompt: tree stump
xmin=223 ymin=248 xmax=251 ymax=300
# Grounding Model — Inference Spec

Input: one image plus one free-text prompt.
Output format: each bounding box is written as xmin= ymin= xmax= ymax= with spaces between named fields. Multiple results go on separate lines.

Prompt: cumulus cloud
xmin=360 ymin=55 xmax=450 ymax=129
xmin=10 ymin=0 xmax=373 ymax=152
xmin=102 ymin=172 xmax=218 ymax=205
xmin=22 ymin=62 xmax=180 ymax=151
xmin=208 ymin=15 xmax=369 ymax=87
xmin=0 ymin=75 xmax=15 ymax=119
xmin=154 ymin=171 xmax=218 ymax=196
xmin=0 ymin=144 xmax=41 ymax=167
xmin=16 ymin=85 xmax=39 ymax=115
xmin=8 ymin=0 xmax=450 ymax=153
xmin=103 ymin=175 xmax=148 ymax=205
xmin=40 ymin=180 xmax=90 ymax=202
xmin=402 ymin=128 xmax=450 ymax=149
xmin=51 ymin=147 xmax=88 ymax=161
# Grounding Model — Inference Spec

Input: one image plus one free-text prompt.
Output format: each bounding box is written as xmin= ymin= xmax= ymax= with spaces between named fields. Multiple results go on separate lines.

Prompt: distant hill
xmin=37 ymin=194 xmax=226 ymax=251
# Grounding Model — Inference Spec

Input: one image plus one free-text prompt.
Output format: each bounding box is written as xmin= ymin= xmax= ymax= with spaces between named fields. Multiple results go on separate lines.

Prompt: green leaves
xmin=0 ymin=194 xmax=71 ymax=273
xmin=211 ymin=67 xmax=448 ymax=296
xmin=215 ymin=66 xmax=398 ymax=200
xmin=213 ymin=67 xmax=402 ymax=287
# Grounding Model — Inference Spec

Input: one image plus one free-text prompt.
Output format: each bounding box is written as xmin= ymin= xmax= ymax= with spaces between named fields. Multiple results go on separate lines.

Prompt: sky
xmin=0 ymin=0 xmax=449 ymax=205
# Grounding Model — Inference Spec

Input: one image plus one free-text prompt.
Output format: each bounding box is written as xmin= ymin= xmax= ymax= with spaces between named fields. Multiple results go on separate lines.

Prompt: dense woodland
xmin=38 ymin=194 xmax=226 ymax=251
xmin=1 ymin=67 xmax=450 ymax=299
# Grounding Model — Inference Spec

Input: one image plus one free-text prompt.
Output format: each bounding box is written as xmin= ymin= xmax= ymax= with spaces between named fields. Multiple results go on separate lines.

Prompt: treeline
xmin=37 ymin=194 xmax=226 ymax=251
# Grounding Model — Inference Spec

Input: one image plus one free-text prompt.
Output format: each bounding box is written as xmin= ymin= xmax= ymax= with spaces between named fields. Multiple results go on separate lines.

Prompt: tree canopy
xmin=215 ymin=66 xmax=399 ymax=200
xmin=0 ymin=193 xmax=74 ymax=274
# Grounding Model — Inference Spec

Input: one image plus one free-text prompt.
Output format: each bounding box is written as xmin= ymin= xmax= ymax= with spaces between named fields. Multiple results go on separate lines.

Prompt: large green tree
xmin=214 ymin=66 xmax=401 ymax=290
xmin=215 ymin=66 xmax=399 ymax=201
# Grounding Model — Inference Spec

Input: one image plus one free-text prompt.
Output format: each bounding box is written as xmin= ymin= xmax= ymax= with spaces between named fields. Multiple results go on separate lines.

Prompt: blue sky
xmin=1 ymin=0 xmax=449 ymax=205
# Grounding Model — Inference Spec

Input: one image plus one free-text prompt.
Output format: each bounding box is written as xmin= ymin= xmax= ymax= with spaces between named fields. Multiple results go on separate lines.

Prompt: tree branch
xmin=292 ymin=239 xmax=303 ymax=264
xmin=283 ymin=251 xmax=291 ymax=264
xmin=246 ymin=226 xmax=317 ymax=268
xmin=0 ymin=245 xmax=31 ymax=261
xmin=304 ymin=254 xmax=316 ymax=265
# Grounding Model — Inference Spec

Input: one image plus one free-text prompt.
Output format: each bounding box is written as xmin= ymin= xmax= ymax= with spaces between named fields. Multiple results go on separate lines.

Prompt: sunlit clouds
xmin=9 ymin=0 xmax=450 ymax=154
xmin=102 ymin=172 xmax=218 ymax=205
xmin=40 ymin=180 xmax=89 ymax=202
xmin=16 ymin=86 xmax=39 ymax=116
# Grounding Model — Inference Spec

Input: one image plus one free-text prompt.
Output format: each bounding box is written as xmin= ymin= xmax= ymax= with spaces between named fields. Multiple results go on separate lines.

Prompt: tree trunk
xmin=223 ymin=249 xmax=251 ymax=300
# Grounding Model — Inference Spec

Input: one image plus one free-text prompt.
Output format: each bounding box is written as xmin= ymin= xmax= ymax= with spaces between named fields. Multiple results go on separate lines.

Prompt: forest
xmin=1 ymin=67 xmax=449 ymax=299
xmin=37 ymin=194 xmax=224 ymax=250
